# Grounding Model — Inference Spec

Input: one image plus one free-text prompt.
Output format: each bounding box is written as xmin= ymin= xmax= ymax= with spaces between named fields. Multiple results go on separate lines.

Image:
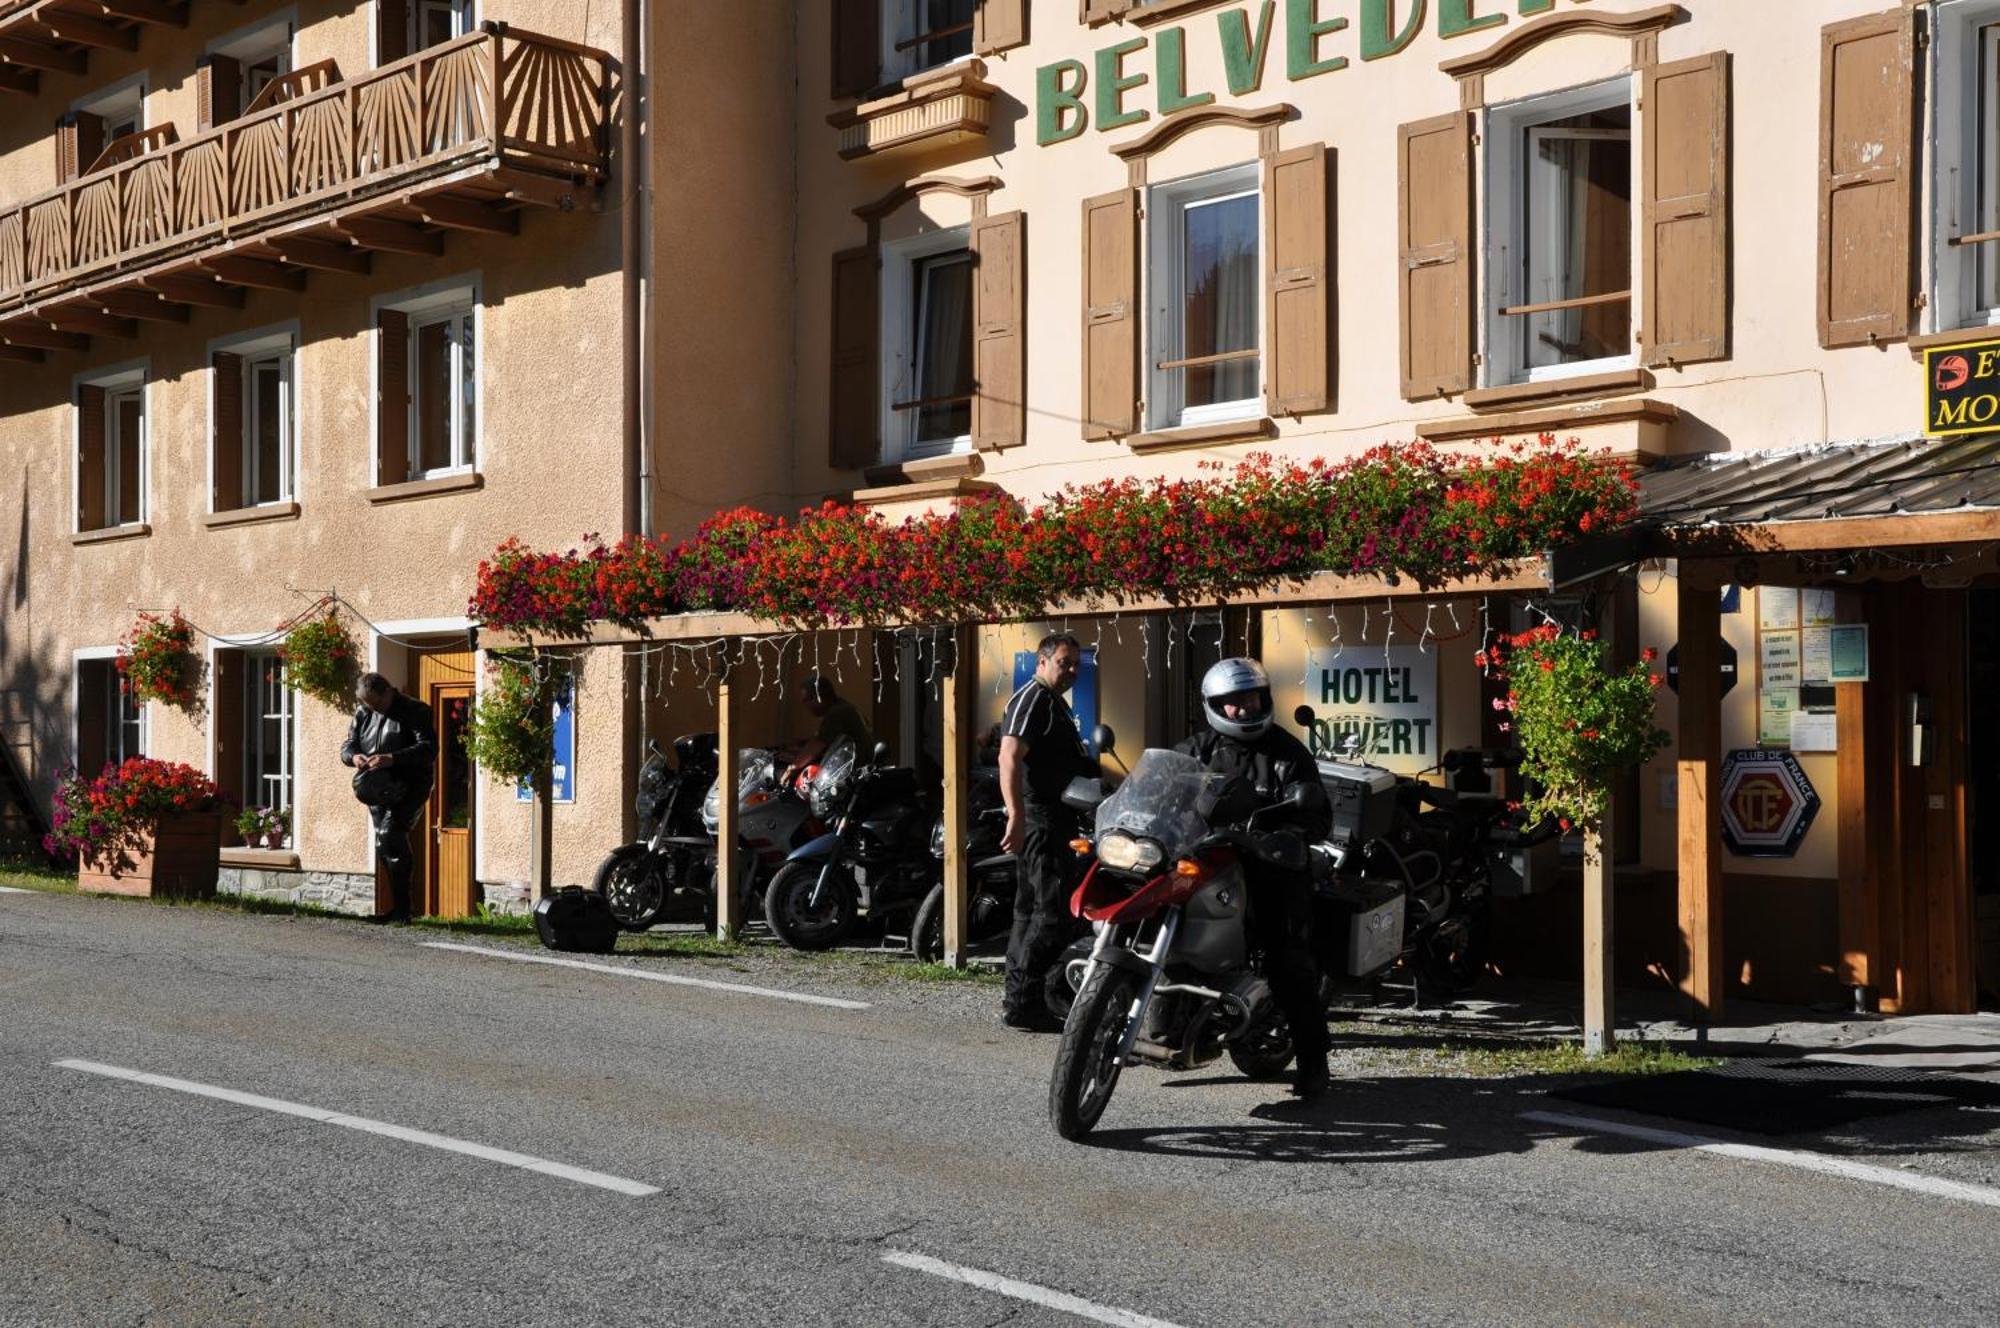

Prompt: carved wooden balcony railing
xmin=0 ymin=24 xmax=608 ymax=357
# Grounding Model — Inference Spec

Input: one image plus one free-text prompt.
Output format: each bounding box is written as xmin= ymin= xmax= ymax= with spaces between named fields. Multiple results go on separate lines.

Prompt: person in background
xmin=342 ymin=672 xmax=437 ymax=924
xmin=998 ymin=633 xmax=1091 ymax=1032
xmin=781 ymin=673 xmax=874 ymax=778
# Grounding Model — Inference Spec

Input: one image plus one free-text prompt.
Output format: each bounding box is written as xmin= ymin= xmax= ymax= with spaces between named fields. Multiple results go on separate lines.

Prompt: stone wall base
xmin=220 ymin=867 xmax=376 ymax=916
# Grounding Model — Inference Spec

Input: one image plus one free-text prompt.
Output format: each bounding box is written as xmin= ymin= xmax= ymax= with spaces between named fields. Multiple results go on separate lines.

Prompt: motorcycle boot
xmin=1290 ymin=1051 xmax=1331 ymax=1101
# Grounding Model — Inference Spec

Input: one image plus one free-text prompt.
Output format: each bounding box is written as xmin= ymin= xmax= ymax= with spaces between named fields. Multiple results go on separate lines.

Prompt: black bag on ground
xmin=534 ymin=886 xmax=619 ymax=954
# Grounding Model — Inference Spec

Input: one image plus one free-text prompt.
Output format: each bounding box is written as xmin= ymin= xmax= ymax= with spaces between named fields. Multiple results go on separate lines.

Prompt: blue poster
xmin=515 ymin=675 xmax=575 ymax=804
xmin=1012 ymin=648 xmax=1098 ymax=755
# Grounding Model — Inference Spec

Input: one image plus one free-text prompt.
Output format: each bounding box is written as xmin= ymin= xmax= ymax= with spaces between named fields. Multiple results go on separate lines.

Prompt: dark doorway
xmin=1967 ymin=589 xmax=2000 ymax=1009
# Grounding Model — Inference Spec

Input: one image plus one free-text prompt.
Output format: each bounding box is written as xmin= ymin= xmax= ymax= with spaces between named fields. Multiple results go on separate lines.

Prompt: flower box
xmin=78 ymin=810 xmax=222 ymax=901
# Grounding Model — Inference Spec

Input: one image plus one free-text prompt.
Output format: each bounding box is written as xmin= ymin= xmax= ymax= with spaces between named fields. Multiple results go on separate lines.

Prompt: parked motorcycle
xmin=909 ymin=766 xmax=1017 ymax=963
xmin=700 ymin=747 xmax=822 ymax=926
xmin=592 ymin=732 xmax=720 ymax=931
xmin=762 ymin=739 xmax=938 ymax=951
xmin=1048 ymin=740 xmax=1326 ymax=1140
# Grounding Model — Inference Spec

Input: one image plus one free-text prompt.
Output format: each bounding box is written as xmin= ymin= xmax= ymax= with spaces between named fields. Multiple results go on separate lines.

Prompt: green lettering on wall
xmin=1361 ymin=0 xmax=1425 ymax=61
xmin=1287 ymin=0 xmax=1349 ymax=79
xmin=1036 ymin=59 xmax=1089 ymax=145
xmin=1156 ymin=27 xmax=1215 ymax=114
xmin=1519 ymin=0 xmax=1556 ymax=13
xmin=1096 ymin=37 xmax=1151 ymax=131
xmin=1439 ymin=0 xmax=1506 ymax=38
xmin=1219 ymin=0 xmax=1278 ymax=95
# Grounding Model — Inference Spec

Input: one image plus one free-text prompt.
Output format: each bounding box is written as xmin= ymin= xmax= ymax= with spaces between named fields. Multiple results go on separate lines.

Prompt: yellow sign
xmin=1925 ymin=340 xmax=2000 ymax=436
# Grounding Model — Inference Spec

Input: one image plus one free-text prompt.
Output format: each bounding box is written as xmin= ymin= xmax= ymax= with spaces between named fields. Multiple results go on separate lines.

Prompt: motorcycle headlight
xmin=1096 ymin=832 xmax=1164 ymax=873
xmin=809 ymin=787 xmax=835 ymax=818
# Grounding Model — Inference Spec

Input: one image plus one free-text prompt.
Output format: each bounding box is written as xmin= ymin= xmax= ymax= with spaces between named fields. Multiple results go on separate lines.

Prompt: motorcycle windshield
xmin=1093 ymin=749 xmax=1217 ymax=860
xmin=703 ymin=749 xmax=777 ymax=823
xmin=808 ymin=738 xmax=857 ymax=806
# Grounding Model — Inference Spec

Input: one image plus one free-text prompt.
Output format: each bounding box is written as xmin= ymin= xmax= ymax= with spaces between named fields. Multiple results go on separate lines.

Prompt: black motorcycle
xmin=762 ymin=739 xmax=937 ymax=951
xmin=909 ymin=766 xmax=1017 ymax=963
xmin=592 ymin=732 xmax=720 ymax=931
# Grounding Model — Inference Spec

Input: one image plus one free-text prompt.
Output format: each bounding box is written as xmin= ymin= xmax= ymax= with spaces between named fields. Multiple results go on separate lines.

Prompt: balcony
xmin=0 ymin=23 xmax=608 ymax=360
xmin=827 ymin=60 xmax=995 ymax=162
xmin=0 ymin=0 xmax=202 ymax=95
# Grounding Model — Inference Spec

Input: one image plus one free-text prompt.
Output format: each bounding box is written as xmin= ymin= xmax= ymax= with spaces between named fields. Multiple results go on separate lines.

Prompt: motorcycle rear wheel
xmin=1049 ymin=967 xmax=1140 ymax=1141
xmin=592 ymin=847 xmax=667 ymax=932
xmin=763 ymin=860 xmax=857 ymax=951
xmin=910 ymin=883 xmax=1010 ymax=963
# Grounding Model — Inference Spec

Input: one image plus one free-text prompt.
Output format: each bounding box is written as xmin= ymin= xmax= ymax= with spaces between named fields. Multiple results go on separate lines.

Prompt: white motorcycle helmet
xmin=1200 ymin=657 xmax=1274 ymax=741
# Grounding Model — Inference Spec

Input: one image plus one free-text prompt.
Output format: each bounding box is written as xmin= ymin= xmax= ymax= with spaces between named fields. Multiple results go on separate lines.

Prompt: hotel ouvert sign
xmin=1037 ymin=0 xmax=1582 ymax=146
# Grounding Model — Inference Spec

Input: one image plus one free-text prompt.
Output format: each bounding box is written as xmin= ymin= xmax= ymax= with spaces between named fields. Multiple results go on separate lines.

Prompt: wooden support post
xmin=1582 ymin=819 xmax=1615 ymax=1056
xmin=941 ymin=624 xmax=976 ymax=968
xmin=529 ymin=656 xmax=555 ymax=905
xmin=1834 ymin=588 xmax=1876 ymax=1010
xmin=713 ymin=661 xmax=743 ymax=941
xmin=1676 ymin=573 xmax=1725 ymax=1022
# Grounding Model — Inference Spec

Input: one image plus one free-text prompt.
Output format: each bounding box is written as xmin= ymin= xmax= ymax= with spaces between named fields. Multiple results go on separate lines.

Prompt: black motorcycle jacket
xmin=1175 ymin=725 xmax=1333 ymax=844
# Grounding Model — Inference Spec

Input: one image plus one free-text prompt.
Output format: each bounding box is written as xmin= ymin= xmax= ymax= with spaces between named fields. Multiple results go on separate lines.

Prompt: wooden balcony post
xmin=713 ymin=654 xmax=743 ymax=941
xmin=1677 ymin=569 xmax=1725 ymax=1022
xmin=1583 ymin=819 xmax=1615 ymax=1055
xmin=941 ymin=625 xmax=976 ymax=967
xmin=490 ymin=27 xmax=504 ymax=145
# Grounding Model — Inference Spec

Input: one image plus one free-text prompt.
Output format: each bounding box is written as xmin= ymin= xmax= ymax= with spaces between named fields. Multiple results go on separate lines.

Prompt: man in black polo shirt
xmin=998 ymin=632 xmax=1090 ymax=1030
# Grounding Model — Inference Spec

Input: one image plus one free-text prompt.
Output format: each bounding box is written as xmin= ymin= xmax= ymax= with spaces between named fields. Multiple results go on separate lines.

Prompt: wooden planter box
xmin=78 ymin=810 xmax=222 ymax=901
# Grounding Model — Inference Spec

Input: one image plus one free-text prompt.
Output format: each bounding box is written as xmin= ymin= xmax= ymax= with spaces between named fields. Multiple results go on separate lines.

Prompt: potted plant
xmin=48 ymin=758 xmax=223 ymax=900
xmin=279 ymin=609 xmax=358 ymax=710
xmin=119 ymin=611 xmax=197 ymax=710
xmin=263 ymin=806 xmax=291 ymax=850
xmin=233 ymin=805 xmax=270 ymax=846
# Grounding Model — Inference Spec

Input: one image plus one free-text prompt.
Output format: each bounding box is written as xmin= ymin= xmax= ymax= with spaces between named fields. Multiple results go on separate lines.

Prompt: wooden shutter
xmin=1819 ymin=11 xmax=1915 ymax=348
xmin=833 ymin=0 xmax=880 ymax=98
xmin=55 ymin=111 xmax=103 ymax=185
xmin=1642 ymin=52 xmax=1731 ymax=367
xmin=196 ymin=54 xmax=242 ymax=132
xmin=975 ymin=0 xmax=1028 ymax=55
xmin=829 ymin=245 xmax=880 ymax=469
xmin=1081 ymin=188 xmax=1139 ymax=439
xmin=1083 ymin=0 xmax=1132 ymax=25
xmin=212 ymin=352 xmax=243 ymax=512
xmin=1398 ymin=112 xmax=1473 ymax=400
xmin=76 ymin=663 xmax=108 ymax=777
xmin=213 ymin=651 xmax=245 ymax=841
xmin=378 ymin=0 xmax=410 ymax=63
xmin=1265 ymin=142 xmax=1332 ymax=417
xmin=378 ymin=309 xmax=410 ymax=485
xmin=971 ymin=211 xmax=1027 ymax=451
xmin=76 ymin=384 xmax=105 ymax=531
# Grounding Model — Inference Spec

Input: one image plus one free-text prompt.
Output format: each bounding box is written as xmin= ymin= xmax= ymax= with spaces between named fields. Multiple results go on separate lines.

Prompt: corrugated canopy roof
xmin=1638 ymin=435 xmax=2000 ymax=529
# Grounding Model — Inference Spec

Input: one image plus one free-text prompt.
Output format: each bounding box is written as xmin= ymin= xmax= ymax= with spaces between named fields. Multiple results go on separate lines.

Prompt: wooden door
xmin=428 ymin=682 xmax=476 ymax=918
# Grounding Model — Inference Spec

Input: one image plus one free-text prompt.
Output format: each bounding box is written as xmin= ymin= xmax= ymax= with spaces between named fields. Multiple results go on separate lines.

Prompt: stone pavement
xmin=1354 ymin=976 xmax=2000 ymax=1080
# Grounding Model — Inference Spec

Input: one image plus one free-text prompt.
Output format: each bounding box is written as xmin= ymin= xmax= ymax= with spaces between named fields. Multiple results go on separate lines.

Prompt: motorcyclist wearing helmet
xmin=1176 ymin=657 xmax=1333 ymax=1101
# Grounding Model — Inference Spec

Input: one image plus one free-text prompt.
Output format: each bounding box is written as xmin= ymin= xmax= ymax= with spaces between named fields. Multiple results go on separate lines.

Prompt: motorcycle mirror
xmin=872 ymin=741 xmax=892 ymax=766
xmin=1091 ymin=724 xmax=1116 ymax=754
xmin=1293 ymin=704 xmax=1316 ymax=728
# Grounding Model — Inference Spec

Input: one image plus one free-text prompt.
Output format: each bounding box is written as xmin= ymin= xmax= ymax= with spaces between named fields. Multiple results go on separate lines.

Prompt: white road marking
xmin=882 ymin=1251 xmax=1191 ymax=1328
xmin=420 ymin=941 xmax=872 ymax=1011
xmin=0 ymin=885 xmax=34 ymax=893
xmin=1523 ymin=1110 xmax=2000 ymax=1209
xmin=56 ymin=1059 xmax=660 ymax=1198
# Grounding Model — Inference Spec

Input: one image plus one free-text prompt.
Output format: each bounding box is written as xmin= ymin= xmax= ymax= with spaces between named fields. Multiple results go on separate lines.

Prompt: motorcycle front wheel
xmin=1049 ymin=966 xmax=1141 ymax=1141
xmin=763 ymin=860 xmax=857 ymax=951
xmin=592 ymin=847 xmax=667 ymax=931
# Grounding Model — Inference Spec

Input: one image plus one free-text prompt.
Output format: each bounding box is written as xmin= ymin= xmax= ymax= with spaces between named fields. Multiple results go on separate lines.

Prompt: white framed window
xmin=210 ymin=12 xmax=295 ymax=112
xmin=1931 ymin=1 xmax=2000 ymax=329
xmin=414 ymin=0 xmax=476 ymax=52
xmin=1485 ymin=79 xmax=1635 ymax=385
xmin=244 ymin=650 xmax=296 ymax=842
xmin=1147 ymin=163 xmax=1263 ymax=431
xmin=882 ymin=0 xmax=975 ymax=83
xmin=74 ymin=363 xmax=147 ymax=532
xmin=881 ymin=229 xmax=973 ymax=461
xmin=411 ymin=304 xmax=476 ymax=476
xmin=74 ymin=654 xmax=145 ymax=774
xmin=213 ymin=326 xmax=298 ymax=510
xmin=75 ymin=73 xmax=145 ymax=143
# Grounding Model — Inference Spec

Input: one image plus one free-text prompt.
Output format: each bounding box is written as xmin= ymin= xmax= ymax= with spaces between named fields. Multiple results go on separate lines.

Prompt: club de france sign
xmin=1720 ymin=749 xmax=1820 ymax=858
xmin=1038 ymin=0 xmax=1578 ymax=146
xmin=1297 ymin=646 xmax=1438 ymax=774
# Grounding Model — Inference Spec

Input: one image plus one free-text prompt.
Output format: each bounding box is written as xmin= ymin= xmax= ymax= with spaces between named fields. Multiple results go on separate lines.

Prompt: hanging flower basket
xmin=280 ymin=609 xmax=359 ymax=710
xmin=1483 ymin=627 xmax=1670 ymax=837
xmin=48 ymin=758 xmax=223 ymax=900
xmin=118 ymin=611 xmax=197 ymax=711
xmin=461 ymin=656 xmax=557 ymax=786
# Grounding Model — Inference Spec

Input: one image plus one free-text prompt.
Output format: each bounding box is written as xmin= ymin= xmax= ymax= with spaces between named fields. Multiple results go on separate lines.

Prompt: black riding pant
xmin=1247 ymin=861 xmax=1328 ymax=1064
xmin=1003 ymin=806 xmax=1078 ymax=1018
xmin=371 ymin=792 xmax=429 ymax=915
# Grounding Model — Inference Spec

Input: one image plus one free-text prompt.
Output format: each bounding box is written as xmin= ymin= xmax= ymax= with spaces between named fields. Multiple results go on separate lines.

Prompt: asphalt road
xmin=3 ymin=890 xmax=1997 ymax=1328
